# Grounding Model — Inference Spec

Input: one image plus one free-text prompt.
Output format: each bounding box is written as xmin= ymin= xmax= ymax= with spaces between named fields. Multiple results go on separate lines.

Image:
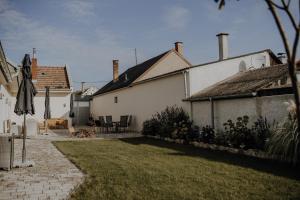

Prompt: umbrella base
xmin=13 ymin=160 xmax=35 ymax=168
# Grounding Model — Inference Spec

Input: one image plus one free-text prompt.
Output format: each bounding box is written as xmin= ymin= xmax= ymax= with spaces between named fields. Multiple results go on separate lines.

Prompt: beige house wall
xmin=192 ymin=94 xmax=293 ymax=131
xmin=91 ymin=73 xmax=190 ymax=131
xmin=134 ymin=51 xmax=190 ymax=83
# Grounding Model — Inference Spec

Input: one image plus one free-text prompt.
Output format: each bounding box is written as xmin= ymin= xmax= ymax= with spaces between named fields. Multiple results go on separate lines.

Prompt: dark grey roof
xmin=187 ymin=64 xmax=290 ymax=101
xmin=93 ymin=50 xmax=170 ymax=96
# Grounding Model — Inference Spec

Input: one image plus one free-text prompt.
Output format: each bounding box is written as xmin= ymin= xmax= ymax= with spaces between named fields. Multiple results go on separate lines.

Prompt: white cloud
xmin=0 ymin=0 xmax=134 ymax=87
xmin=163 ymin=5 xmax=190 ymax=30
xmin=63 ymin=0 xmax=95 ymax=18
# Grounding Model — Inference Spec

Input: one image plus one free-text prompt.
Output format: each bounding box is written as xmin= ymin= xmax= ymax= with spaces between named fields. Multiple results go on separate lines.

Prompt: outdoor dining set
xmin=93 ymin=115 xmax=132 ymax=133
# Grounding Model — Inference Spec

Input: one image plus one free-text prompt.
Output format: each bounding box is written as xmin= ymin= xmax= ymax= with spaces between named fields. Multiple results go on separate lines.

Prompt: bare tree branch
xmin=282 ymin=0 xmax=291 ymax=8
xmin=287 ymin=0 xmax=291 ymax=8
xmin=265 ymin=0 xmax=300 ymax=128
xmin=269 ymin=1 xmax=285 ymax=10
xmin=281 ymin=0 xmax=298 ymax=30
xmin=291 ymin=27 xmax=299 ymax=65
xmin=265 ymin=0 xmax=291 ymax=58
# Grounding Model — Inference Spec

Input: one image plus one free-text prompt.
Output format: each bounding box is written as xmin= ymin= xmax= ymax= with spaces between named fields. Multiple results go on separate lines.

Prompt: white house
xmin=91 ymin=42 xmax=192 ymax=130
xmin=0 ymin=42 xmax=73 ymax=133
xmin=91 ymin=33 xmax=291 ymax=132
xmin=9 ymin=55 xmax=73 ymax=129
xmin=0 ymin=41 xmax=15 ymax=133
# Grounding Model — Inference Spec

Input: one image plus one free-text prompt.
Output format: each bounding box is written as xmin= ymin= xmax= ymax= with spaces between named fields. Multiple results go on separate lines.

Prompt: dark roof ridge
xmin=93 ymin=50 xmax=171 ymax=96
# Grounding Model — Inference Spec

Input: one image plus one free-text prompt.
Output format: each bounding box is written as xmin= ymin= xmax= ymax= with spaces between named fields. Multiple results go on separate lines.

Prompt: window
xmin=114 ymin=96 xmax=118 ymax=103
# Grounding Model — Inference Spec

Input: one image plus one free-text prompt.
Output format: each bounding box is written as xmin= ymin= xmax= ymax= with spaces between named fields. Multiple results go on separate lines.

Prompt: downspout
xmin=190 ymin=101 xmax=193 ymax=123
xmin=182 ymin=70 xmax=188 ymax=98
xmin=183 ymin=70 xmax=193 ymax=121
xmin=209 ymin=97 xmax=214 ymax=129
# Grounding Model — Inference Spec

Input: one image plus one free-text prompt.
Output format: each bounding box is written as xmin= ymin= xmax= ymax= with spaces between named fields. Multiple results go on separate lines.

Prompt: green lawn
xmin=54 ymin=137 xmax=300 ymax=200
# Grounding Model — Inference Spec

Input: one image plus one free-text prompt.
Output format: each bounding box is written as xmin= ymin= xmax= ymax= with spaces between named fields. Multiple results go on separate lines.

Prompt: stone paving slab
xmin=0 ymin=138 xmax=84 ymax=200
xmin=0 ymin=129 xmax=142 ymax=200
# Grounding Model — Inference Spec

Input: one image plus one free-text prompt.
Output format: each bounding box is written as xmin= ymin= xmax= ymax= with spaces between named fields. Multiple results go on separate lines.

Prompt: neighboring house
xmin=72 ymin=87 xmax=97 ymax=126
xmin=91 ymin=42 xmax=192 ymax=131
xmin=91 ymin=33 xmax=286 ymax=131
xmin=0 ymin=41 xmax=14 ymax=133
xmin=0 ymin=43 xmax=73 ymax=130
xmin=9 ymin=55 xmax=73 ymax=128
xmin=80 ymin=87 xmax=98 ymax=96
xmin=186 ymin=64 xmax=292 ymax=129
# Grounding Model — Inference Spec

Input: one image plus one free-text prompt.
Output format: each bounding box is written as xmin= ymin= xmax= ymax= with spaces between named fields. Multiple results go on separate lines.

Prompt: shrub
xmin=142 ymin=118 xmax=160 ymax=136
xmin=199 ymin=125 xmax=215 ymax=143
xmin=267 ymin=101 xmax=300 ymax=164
xmin=172 ymin=120 xmax=193 ymax=140
xmin=214 ymin=131 xmax=227 ymax=146
xmin=251 ymin=116 xmax=274 ymax=150
xmin=142 ymin=106 xmax=192 ymax=138
xmin=223 ymin=116 xmax=256 ymax=149
xmin=186 ymin=125 xmax=201 ymax=141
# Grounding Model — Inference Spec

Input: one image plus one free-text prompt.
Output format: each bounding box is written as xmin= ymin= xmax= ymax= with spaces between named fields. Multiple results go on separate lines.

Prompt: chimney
xmin=31 ymin=58 xmax=38 ymax=80
xmin=174 ymin=42 xmax=183 ymax=55
xmin=113 ymin=60 xmax=119 ymax=82
xmin=216 ymin=33 xmax=229 ymax=60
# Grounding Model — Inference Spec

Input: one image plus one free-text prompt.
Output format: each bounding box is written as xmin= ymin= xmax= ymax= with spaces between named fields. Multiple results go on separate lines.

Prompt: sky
xmin=0 ymin=0 xmax=298 ymax=90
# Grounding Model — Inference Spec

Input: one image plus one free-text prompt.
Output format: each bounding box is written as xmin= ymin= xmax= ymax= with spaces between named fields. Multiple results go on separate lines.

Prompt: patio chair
xmin=94 ymin=119 xmax=101 ymax=133
xmin=117 ymin=115 xmax=129 ymax=133
xmin=87 ymin=117 xmax=95 ymax=126
xmin=105 ymin=116 xmax=114 ymax=133
xmin=127 ymin=115 xmax=132 ymax=132
xmin=98 ymin=116 xmax=106 ymax=133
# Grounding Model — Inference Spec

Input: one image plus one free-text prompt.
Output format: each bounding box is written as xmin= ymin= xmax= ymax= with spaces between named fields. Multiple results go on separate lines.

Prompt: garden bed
xmin=145 ymin=135 xmax=277 ymax=161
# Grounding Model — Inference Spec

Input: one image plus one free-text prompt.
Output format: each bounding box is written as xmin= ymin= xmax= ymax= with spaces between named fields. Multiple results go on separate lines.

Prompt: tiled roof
xmin=188 ymin=64 xmax=290 ymax=101
xmin=34 ymin=66 xmax=70 ymax=90
xmin=0 ymin=41 xmax=12 ymax=82
xmin=93 ymin=50 xmax=170 ymax=96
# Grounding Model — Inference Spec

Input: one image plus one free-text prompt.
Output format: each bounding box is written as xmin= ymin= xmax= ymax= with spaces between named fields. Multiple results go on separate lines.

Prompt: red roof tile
xmin=34 ymin=66 xmax=70 ymax=90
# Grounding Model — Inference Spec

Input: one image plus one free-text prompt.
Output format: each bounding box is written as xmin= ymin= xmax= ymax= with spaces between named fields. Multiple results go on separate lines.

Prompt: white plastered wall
xmin=0 ymin=84 xmax=13 ymax=133
xmin=91 ymin=74 xmax=190 ymax=131
xmin=188 ymin=52 xmax=271 ymax=96
xmin=192 ymin=94 xmax=293 ymax=131
xmin=10 ymin=92 xmax=71 ymax=127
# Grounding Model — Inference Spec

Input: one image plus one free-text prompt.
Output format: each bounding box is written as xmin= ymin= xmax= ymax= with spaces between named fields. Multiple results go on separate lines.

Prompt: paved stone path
xmin=0 ymin=137 xmax=84 ymax=200
xmin=0 ymin=129 xmax=142 ymax=200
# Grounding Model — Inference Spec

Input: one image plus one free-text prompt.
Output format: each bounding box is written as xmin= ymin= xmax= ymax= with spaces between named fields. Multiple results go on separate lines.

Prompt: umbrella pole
xmin=22 ymin=114 xmax=26 ymax=163
xmin=45 ymin=119 xmax=48 ymax=133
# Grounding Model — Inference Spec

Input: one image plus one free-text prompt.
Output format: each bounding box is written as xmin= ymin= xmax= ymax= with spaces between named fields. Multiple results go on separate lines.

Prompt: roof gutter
xmin=33 ymin=89 xmax=72 ymax=94
xmin=183 ymin=92 xmax=257 ymax=102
